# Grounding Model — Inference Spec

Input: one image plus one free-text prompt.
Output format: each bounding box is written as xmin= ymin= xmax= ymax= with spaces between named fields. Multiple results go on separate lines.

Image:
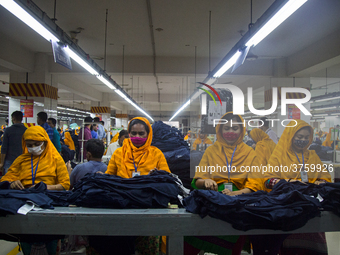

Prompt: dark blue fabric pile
xmin=68 ymin=171 xmax=180 ymax=208
xmin=183 ymin=180 xmax=340 ymax=231
xmin=151 ymin=121 xmax=193 ymax=189
xmin=0 ymin=182 xmax=54 ymax=216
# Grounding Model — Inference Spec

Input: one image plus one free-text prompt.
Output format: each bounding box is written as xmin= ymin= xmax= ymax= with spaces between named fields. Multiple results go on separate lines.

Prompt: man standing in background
xmin=94 ymin=117 xmax=105 ymax=140
xmin=78 ymin=116 xmax=93 ymax=161
xmin=91 ymin=123 xmax=98 ymax=139
xmin=0 ymin=111 xmax=27 ymax=174
xmin=47 ymin=117 xmax=62 ymax=153
xmin=37 ymin=112 xmax=54 ymax=141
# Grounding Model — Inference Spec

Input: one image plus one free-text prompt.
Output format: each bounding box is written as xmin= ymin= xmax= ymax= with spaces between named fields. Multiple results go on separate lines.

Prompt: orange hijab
xmin=322 ymin=127 xmax=333 ymax=147
xmin=194 ymin=112 xmax=263 ymax=191
xmin=1 ymin=126 xmax=70 ymax=189
xmin=265 ymin=119 xmax=331 ymax=183
xmin=250 ymin=128 xmax=276 ymax=165
xmin=64 ymin=131 xmax=75 ymax=150
xmin=120 ymin=117 xmax=156 ymax=174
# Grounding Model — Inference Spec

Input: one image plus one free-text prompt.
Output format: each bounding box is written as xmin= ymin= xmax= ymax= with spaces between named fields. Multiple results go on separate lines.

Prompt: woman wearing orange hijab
xmin=192 ymin=132 xmax=213 ymax=151
xmin=249 ymin=128 xmax=276 ymax=166
xmin=1 ymin=126 xmax=70 ymax=190
xmin=64 ymin=131 xmax=75 ymax=151
xmin=186 ymin=112 xmax=265 ymax=255
xmin=264 ymin=119 xmax=331 ymax=255
xmin=106 ymin=117 xmax=170 ymax=177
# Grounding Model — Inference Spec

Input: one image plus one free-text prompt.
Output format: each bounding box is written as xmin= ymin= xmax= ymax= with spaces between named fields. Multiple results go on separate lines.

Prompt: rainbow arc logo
xmin=197 ymin=82 xmax=222 ymax=106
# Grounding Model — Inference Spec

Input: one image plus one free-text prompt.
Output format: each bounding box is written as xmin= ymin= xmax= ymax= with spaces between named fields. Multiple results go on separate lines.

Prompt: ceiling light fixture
xmin=314 ymin=96 xmax=340 ymax=103
xmin=0 ymin=0 xmax=59 ymax=42
xmin=312 ymin=106 xmax=337 ymax=111
xmin=97 ymin=75 xmax=116 ymax=90
xmin=169 ymin=0 xmax=309 ymax=121
xmin=245 ymin=0 xmax=308 ymax=47
xmin=65 ymin=46 xmax=99 ymax=75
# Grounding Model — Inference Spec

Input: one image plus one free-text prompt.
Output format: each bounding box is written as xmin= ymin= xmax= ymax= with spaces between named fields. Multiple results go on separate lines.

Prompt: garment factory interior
xmin=1 ymin=0 xmax=340 ymax=254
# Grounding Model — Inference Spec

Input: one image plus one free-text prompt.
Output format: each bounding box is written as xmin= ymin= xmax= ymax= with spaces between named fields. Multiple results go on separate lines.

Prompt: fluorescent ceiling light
xmin=246 ymin=0 xmax=308 ymax=47
xmin=65 ymin=46 xmax=99 ymax=75
xmin=97 ymin=75 xmax=116 ymax=90
xmin=314 ymin=96 xmax=340 ymax=103
xmin=57 ymin=107 xmax=66 ymax=110
xmin=115 ymin=90 xmax=127 ymax=99
xmin=0 ymin=0 xmax=59 ymax=42
xmin=312 ymin=106 xmax=337 ymax=111
xmin=313 ymin=114 xmax=329 ymax=117
xmin=213 ymin=51 xmax=242 ymax=78
xmin=169 ymin=100 xmax=190 ymax=121
xmin=67 ymin=108 xmax=78 ymax=112
xmin=331 ymin=113 xmax=340 ymax=116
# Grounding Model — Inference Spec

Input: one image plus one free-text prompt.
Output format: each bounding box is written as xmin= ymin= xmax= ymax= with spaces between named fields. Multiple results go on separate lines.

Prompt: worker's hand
xmin=314 ymin=180 xmax=327 ymax=185
xmin=251 ymin=144 xmax=256 ymax=149
xmin=204 ymin=179 xmax=218 ymax=191
xmin=96 ymin=171 xmax=104 ymax=174
xmin=222 ymin=189 xmax=232 ymax=195
xmin=0 ymin=163 xmax=3 ymax=170
xmin=149 ymin=168 xmax=158 ymax=174
xmin=10 ymin=180 xmax=25 ymax=190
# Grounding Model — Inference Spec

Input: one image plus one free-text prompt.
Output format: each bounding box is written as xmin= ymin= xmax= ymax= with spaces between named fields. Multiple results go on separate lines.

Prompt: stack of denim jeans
xmin=151 ymin=121 xmax=192 ymax=189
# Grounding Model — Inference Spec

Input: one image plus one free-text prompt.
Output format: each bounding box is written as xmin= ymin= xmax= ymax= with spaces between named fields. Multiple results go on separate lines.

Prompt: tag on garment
xmin=301 ymin=171 xmax=308 ymax=182
xmin=132 ymin=171 xmax=141 ymax=177
xmin=224 ymin=183 xmax=233 ymax=192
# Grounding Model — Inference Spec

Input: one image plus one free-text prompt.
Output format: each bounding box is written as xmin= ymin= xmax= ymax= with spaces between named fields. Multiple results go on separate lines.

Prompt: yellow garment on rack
xmin=264 ymin=119 xmax=331 ymax=184
xmin=106 ymin=117 xmax=170 ymax=178
xmin=1 ymin=126 xmax=70 ymax=189
xmin=250 ymin=128 xmax=276 ymax=166
xmin=193 ymin=112 xmax=263 ymax=192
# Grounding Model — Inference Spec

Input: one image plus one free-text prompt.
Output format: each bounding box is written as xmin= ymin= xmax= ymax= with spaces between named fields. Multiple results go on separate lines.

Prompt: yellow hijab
xmin=194 ymin=112 xmax=263 ymax=191
xmin=64 ymin=131 xmax=75 ymax=151
xmin=120 ymin=117 xmax=158 ymax=174
xmin=322 ymin=127 xmax=333 ymax=147
xmin=250 ymin=128 xmax=276 ymax=165
xmin=110 ymin=132 xmax=119 ymax=144
xmin=265 ymin=119 xmax=331 ymax=183
xmin=1 ymin=126 xmax=70 ymax=189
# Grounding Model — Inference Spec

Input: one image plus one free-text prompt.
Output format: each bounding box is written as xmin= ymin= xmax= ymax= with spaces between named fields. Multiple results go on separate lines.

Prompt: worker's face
xmin=199 ymin=134 xmax=205 ymax=139
xmin=37 ymin=116 xmax=43 ymax=125
xmin=292 ymin=127 xmax=311 ymax=152
xmin=25 ymin=140 xmax=46 ymax=155
xmin=93 ymin=125 xmax=98 ymax=131
xmin=129 ymin=124 xmax=148 ymax=138
xmin=47 ymin=120 xmax=55 ymax=128
xmin=221 ymin=118 xmax=242 ymax=145
xmin=118 ymin=135 xmax=129 ymax=147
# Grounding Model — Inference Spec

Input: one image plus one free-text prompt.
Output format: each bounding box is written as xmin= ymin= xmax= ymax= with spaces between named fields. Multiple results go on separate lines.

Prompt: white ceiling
xmin=0 ymin=0 xmax=340 ymax=120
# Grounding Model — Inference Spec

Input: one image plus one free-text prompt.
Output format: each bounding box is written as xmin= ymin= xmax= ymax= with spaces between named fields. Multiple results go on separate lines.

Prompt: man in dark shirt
xmin=0 ymin=111 xmax=27 ymax=174
xmin=69 ymin=139 xmax=107 ymax=188
xmin=37 ymin=112 xmax=54 ymax=141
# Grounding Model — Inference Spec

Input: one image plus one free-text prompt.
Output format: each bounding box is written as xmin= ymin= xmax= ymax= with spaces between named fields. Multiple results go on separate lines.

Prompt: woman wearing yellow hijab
xmin=1 ymin=126 xmax=70 ymax=190
xmin=185 ymin=112 xmax=267 ymax=255
xmin=64 ymin=131 xmax=75 ymax=151
xmin=322 ymin=127 xmax=333 ymax=147
xmin=264 ymin=119 xmax=331 ymax=187
xmin=249 ymin=128 xmax=276 ymax=166
xmin=263 ymin=119 xmax=331 ymax=255
xmin=106 ymin=117 xmax=170 ymax=177
xmin=193 ymin=112 xmax=262 ymax=194
xmin=192 ymin=132 xmax=213 ymax=151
